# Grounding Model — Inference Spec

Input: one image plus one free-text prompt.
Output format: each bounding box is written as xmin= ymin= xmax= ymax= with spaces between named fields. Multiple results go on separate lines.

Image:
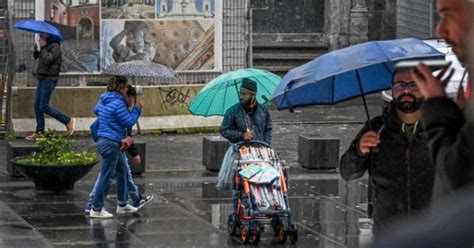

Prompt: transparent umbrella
xmin=103 ymin=60 xmax=177 ymax=134
xmin=102 ymin=60 xmax=176 ymax=78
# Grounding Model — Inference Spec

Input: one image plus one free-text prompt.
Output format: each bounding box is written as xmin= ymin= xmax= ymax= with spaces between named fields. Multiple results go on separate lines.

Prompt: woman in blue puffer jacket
xmin=89 ymin=75 xmax=143 ymax=219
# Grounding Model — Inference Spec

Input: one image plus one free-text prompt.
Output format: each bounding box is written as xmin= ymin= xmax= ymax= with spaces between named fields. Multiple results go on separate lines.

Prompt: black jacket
xmin=340 ymin=103 xmax=434 ymax=234
xmin=33 ymin=36 xmax=62 ymax=80
xmin=126 ymin=127 xmax=138 ymax=158
xmin=421 ymin=97 xmax=474 ymax=201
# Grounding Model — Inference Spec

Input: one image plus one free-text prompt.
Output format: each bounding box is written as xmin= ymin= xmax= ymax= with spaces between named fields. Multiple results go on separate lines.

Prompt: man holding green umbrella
xmin=220 ymin=78 xmax=272 ymax=145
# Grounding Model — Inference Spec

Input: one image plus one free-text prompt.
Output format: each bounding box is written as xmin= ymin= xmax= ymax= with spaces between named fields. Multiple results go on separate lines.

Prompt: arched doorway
xmin=77 ymin=17 xmax=94 ymax=40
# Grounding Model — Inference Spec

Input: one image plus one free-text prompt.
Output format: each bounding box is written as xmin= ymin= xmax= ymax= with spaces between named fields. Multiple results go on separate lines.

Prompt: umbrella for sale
xmin=271 ymin=38 xmax=445 ymax=122
xmin=13 ymin=20 xmax=64 ymax=41
xmin=188 ymin=68 xmax=281 ymax=116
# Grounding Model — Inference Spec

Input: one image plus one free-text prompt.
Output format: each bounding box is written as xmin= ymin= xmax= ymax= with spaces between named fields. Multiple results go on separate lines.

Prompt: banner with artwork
xmin=36 ymin=0 xmax=221 ymax=74
xmin=101 ymin=0 xmax=221 ymax=72
xmin=42 ymin=0 xmax=100 ymax=73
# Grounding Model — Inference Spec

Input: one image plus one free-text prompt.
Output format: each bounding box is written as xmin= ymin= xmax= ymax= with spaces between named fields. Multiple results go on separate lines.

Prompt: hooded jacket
xmin=94 ymin=91 xmax=141 ymax=143
xmin=33 ymin=36 xmax=62 ymax=80
xmin=340 ymin=102 xmax=434 ymax=233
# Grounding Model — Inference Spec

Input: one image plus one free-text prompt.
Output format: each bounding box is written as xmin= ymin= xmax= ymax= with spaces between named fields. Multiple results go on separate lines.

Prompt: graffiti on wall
xmin=158 ymin=86 xmax=199 ymax=111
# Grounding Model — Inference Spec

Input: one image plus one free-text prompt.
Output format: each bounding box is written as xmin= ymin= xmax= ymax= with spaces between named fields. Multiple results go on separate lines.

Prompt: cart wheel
xmin=289 ymin=224 xmax=298 ymax=244
xmin=272 ymin=218 xmax=282 ymax=237
xmin=241 ymin=226 xmax=250 ymax=244
xmin=278 ymin=224 xmax=287 ymax=244
xmin=252 ymin=229 xmax=261 ymax=244
xmin=227 ymin=214 xmax=238 ymax=236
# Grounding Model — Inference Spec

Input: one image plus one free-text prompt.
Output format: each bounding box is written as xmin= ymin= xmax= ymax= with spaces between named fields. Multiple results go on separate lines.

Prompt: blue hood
xmin=93 ymin=91 xmax=141 ymax=143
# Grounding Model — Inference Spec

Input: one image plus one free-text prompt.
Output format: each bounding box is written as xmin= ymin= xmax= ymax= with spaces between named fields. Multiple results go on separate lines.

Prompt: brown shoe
xmin=25 ymin=133 xmax=39 ymax=141
xmin=66 ymin=118 xmax=76 ymax=136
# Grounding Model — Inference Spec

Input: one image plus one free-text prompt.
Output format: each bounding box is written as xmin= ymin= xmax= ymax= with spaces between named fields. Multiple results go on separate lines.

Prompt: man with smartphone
xmin=411 ymin=0 xmax=474 ymax=202
xmin=340 ymin=68 xmax=434 ymax=237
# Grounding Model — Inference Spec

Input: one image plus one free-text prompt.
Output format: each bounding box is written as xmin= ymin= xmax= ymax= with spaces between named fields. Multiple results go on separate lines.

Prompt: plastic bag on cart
xmin=216 ymin=146 xmax=237 ymax=189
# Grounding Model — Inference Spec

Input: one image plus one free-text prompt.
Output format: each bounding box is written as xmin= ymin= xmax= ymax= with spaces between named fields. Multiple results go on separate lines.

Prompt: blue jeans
xmin=34 ymin=79 xmax=71 ymax=132
xmin=87 ymin=153 xmax=140 ymax=206
xmin=91 ymin=138 xmax=129 ymax=211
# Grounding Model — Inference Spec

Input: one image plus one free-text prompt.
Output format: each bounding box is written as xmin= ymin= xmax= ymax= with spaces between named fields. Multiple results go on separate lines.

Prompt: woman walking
xmin=89 ymin=76 xmax=143 ymax=219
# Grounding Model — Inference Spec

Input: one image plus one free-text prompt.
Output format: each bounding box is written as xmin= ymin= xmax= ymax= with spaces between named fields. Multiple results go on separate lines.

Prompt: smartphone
xmin=394 ymin=60 xmax=451 ymax=72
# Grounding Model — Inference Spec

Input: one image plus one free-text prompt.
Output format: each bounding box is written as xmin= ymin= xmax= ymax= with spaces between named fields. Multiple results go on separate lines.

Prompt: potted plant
xmin=11 ymin=130 xmax=98 ymax=191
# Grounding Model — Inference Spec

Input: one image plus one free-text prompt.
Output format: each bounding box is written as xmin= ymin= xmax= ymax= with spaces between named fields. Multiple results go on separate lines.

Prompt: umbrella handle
xmin=282 ymin=85 xmax=294 ymax=113
xmin=355 ymin=70 xmax=372 ymax=130
xmin=136 ymin=121 xmax=141 ymax=135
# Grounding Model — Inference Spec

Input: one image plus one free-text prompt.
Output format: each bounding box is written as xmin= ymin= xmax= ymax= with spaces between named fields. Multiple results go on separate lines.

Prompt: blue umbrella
xmin=271 ymin=38 xmax=444 ymax=122
xmin=14 ymin=20 xmax=64 ymax=41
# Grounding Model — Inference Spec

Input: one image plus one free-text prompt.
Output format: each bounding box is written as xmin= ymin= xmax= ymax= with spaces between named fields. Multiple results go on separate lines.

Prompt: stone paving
xmin=0 ymin=94 xmax=383 ymax=247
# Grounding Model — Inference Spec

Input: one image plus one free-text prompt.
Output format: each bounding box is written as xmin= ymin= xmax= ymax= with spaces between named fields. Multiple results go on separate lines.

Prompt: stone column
xmin=325 ymin=0 xmax=352 ymax=50
xmin=349 ymin=0 xmax=368 ymax=45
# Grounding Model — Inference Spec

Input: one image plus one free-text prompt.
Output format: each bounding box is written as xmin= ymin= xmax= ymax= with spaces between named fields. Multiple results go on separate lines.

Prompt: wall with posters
xmin=43 ymin=0 xmax=100 ymax=73
xmin=8 ymin=0 xmax=240 ymax=87
xmin=35 ymin=0 xmax=222 ymax=75
xmin=101 ymin=0 xmax=220 ymax=73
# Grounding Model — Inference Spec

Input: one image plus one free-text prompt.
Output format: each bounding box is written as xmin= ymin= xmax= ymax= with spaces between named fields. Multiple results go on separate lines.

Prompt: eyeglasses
xmin=392 ymin=82 xmax=419 ymax=92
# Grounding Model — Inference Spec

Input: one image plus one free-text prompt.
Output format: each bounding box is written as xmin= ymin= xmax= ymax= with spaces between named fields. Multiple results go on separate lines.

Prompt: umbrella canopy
xmin=102 ymin=60 xmax=176 ymax=78
xmin=13 ymin=20 xmax=64 ymax=41
xmin=271 ymin=38 xmax=445 ymax=113
xmin=188 ymin=68 xmax=281 ymax=116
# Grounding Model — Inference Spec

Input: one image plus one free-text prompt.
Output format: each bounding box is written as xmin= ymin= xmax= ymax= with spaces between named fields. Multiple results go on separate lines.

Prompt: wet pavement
xmin=0 ymin=94 xmax=383 ymax=247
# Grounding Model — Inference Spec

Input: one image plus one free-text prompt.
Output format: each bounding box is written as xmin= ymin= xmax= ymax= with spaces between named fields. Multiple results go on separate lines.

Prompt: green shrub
xmin=17 ymin=129 xmax=97 ymax=166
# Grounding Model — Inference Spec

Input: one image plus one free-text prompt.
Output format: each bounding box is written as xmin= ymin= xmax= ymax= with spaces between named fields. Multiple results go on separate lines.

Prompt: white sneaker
xmin=133 ymin=195 xmax=154 ymax=210
xmin=89 ymin=209 xmax=113 ymax=219
xmin=116 ymin=204 xmax=138 ymax=214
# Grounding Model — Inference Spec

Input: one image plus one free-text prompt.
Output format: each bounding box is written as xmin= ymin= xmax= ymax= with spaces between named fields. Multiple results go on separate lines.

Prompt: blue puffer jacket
xmin=220 ymin=102 xmax=272 ymax=144
xmin=94 ymin=91 xmax=141 ymax=143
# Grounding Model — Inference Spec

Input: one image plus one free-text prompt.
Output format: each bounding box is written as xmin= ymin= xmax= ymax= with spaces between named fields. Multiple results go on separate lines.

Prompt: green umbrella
xmin=188 ymin=68 xmax=282 ymax=116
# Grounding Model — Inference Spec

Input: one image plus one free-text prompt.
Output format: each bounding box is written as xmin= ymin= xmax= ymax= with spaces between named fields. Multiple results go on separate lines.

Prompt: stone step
xmin=253 ymin=42 xmax=328 ymax=49
xmin=253 ymin=65 xmax=295 ymax=76
xmin=253 ymin=59 xmax=309 ymax=68
xmin=253 ymin=53 xmax=320 ymax=61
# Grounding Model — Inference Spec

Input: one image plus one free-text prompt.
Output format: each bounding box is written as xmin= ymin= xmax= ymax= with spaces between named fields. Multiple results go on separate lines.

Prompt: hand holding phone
xmin=410 ymin=62 xmax=455 ymax=99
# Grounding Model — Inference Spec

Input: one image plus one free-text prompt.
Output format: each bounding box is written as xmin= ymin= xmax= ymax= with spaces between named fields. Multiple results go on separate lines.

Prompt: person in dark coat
xmin=371 ymin=1 xmax=474 ymax=246
xmin=220 ymin=78 xmax=272 ymax=144
xmin=340 ymin=69 xmax=435 ymax=236
xmin=411 ymin=0 xmax=474 ymax=202
xmin=26 ymin=32 xmax=75 ymax=140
